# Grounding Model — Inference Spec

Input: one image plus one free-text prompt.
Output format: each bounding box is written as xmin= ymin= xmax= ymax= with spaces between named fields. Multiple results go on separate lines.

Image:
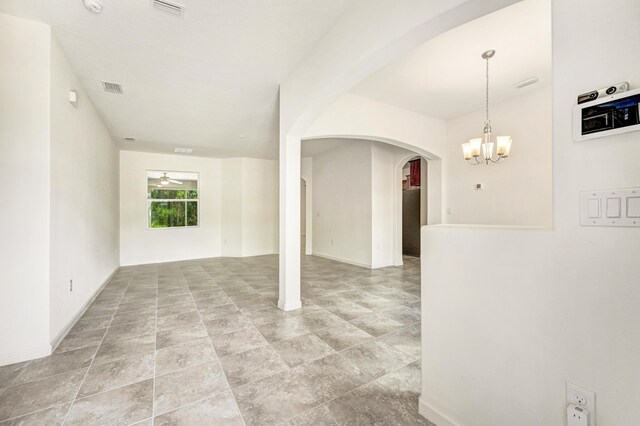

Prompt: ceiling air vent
xmin=174 ymin=147 xmax=193 ymax=154
xmin=101 ymin=81 xmax=123 ymax=94
xmin=151 ymin=0 xmax=185 ymax=17
xmin=513 ymin=77 xmax=539 ymax=89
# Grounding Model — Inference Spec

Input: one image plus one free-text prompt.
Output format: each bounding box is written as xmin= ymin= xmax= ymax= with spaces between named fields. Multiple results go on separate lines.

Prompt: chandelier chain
xmin=485 ymin=54 xmax=490 ymax=126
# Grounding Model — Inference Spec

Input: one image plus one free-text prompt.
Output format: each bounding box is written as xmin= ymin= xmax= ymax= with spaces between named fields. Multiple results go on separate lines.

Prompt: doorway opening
xmin=401 ymin=157 xmax=427 ymax=258
xmin=301 ymin=178 xmax=307 ymax=254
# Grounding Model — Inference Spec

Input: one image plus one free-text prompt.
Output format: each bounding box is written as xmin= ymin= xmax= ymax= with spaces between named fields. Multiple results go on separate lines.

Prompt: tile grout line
xmin=184 ymin=266 xmax=248 ymax=426
xmin=3 ymin=257 xmax=421 ymax=425
xmin=273 ymin=349 xmax=422 ymax=426
xmin=59 ymin=273 xmax=134 ymax=426
xmin=0 ymin=400 xmax=71 ymax=424
xmin=218 ymin=308 xmax=420 ymax=424
xmin=151 ymin=273 xmax=159 ymax=426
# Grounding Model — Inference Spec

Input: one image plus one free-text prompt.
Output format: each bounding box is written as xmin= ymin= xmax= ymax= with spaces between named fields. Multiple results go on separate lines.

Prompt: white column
xmin=278 ymin=134 xmax=302 ymax=311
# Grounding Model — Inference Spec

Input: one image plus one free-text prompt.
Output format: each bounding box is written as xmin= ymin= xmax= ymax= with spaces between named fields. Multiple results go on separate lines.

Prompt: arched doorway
xmin=300 ymin=178 xmax=307 ymax=254
xmin=400 ymin=157 xmax=427 ymax=258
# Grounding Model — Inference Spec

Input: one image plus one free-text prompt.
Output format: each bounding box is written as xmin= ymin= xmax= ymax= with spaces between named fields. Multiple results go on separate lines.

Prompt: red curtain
xmin=409 ymin=159 xmax=420 ymax=187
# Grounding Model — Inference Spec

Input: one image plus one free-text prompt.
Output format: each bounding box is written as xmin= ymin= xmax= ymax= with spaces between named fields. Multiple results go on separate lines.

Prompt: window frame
xmin=146 ymin=170 xmax=200 ymax=230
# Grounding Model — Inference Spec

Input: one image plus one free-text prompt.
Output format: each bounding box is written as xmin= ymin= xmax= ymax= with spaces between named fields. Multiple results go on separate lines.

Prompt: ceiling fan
xmin=154 ymin=172 xmax=183 ymax=187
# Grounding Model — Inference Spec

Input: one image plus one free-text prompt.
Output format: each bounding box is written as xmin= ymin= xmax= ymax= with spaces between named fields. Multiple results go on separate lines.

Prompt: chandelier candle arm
xmin=461 ymin=49 xmax=512 ymax=165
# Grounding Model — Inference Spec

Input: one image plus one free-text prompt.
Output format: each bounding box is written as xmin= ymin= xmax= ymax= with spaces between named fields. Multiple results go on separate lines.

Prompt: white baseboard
xmin=0 ymin=343 xmax=51 ymax=367
xmin=122 ymin=253 xmax=283 ymax=267
xmin=278 ymin=299 xmax=302 ymax=311
xmin=312 ymin=252 xmax=372 ymax=269
xmin=50 ymin=267 xmax=119 ymax=352
xmin=419 ymin=398 xmax=460 ymax=426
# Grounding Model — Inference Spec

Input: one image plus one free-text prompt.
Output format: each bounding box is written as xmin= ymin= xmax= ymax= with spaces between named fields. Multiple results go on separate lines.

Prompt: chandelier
xmin=462 ymin=50 xmax=512 ymax=165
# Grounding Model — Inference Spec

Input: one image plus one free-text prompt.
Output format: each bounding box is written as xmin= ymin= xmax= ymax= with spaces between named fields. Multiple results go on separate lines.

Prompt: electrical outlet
xmin=566 ymin=383 xmax=595 ymax=426
xmin=69 ymin=279 xmax=73 ymax=292
xmin=567 ymin=404 xmax=589 ymax=426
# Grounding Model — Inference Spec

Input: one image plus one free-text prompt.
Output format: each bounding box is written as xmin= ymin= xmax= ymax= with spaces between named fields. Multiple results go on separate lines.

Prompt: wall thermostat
xmin=573 ymin=86 xmax=640 ymax=141
xmin=474 ymin=183 xmax=485 ymax=191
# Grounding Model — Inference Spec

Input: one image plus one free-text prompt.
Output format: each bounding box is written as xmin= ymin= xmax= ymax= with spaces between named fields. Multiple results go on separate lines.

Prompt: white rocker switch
xmin=627 ymin=196 xmax=640 ymax=218
xmin=587 ymin=199 xmax=600 ymax=218
xmin=606 ymin=197 xmax=621 ymax=218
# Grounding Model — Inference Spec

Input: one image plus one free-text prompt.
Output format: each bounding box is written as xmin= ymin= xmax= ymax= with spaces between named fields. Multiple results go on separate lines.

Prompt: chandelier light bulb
xmin=496 ymin=136 xmax=511 ymax=156
xmin=469 ymin=138 xmax=482 ymax=157
xmin=462 ymin=142 xmax=472 ymax=160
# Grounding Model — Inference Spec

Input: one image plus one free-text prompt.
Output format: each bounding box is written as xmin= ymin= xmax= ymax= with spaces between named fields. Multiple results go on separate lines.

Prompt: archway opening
xmin=401 ymin=157 xmax=427 ymax=258
xmin=300 ymin=178 xmax=307 ymax=254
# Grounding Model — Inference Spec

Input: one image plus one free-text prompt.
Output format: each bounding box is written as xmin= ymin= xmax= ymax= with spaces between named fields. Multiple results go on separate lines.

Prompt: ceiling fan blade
xmin=168 ymin=179 xmax=183 ymax=184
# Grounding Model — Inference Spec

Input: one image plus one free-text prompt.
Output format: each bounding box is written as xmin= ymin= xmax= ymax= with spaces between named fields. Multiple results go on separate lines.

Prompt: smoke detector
xmin=83 ymin=0 xmax=103 ymax=14
xmin=101 ymin=81 xmax=123 ymax=94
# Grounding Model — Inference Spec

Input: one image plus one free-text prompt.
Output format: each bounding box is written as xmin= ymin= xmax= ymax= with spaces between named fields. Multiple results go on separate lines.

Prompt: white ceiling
xmin=301 ymin=138 xmax=348 ymax=157
xmin=350 ymin=0 xmax=551 ymax=121
xmin=0 ymin=0 xmax=358 ymax=158
xmin=301 ymin=137 xmax=415 ymax=158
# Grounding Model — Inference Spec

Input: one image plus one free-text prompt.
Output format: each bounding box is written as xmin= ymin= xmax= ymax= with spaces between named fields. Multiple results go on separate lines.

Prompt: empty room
xmin=0 ymin=0 xmax=638 ymax=425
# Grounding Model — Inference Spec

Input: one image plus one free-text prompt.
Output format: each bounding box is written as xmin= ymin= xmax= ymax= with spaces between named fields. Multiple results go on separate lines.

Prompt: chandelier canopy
xmin=462 ymin=50 xmax=512 ymax=165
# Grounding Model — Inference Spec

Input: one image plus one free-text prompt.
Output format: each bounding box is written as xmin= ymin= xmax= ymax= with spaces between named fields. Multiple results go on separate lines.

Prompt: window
xmin=147 ymin=171 xmax=199 ymax=228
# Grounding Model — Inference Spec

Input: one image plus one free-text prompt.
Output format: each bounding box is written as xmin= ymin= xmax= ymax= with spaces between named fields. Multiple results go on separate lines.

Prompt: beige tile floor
xmin=0 ymin=255 xmax=432 ymax=426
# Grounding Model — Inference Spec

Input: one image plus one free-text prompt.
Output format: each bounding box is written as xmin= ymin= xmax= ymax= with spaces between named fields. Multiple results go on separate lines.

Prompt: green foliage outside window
xmin=148 ymin=189 xmax=198 ymax=228
xmin=187 ymin=201 xmax=198 ymax=226
xmin=149 ymin=202 xmax=186 ymax=228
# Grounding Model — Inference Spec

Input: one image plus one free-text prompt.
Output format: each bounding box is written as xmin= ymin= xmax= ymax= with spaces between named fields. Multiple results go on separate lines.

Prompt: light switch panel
xmin=580 ymin=188 xmax=640 ymax=227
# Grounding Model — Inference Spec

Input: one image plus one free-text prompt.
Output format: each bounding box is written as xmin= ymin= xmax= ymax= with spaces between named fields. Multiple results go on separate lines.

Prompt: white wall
xmin=312 ymin=141 xmax=373 ymax=267
xmin=443 ymin=86 xmax=553 ymax=226
xmin=240 ymin=158 xmax=278 ymax=257
xmin=120 ymin=151 xmax=223 ymax=265
xmin=310 ymin=139 xmax=415 ymax=268
xmin=277 ymin=0 xmax=518 ymax=321
xmin=301 ymin=157 xmax=313 ymax=255
xmin=420 ymin=1 xmax=640 ymax=426
xmin=305 ymin=93 xmax=447 ymax=159
xmin=221 ymin=158 xmax=243 ymax=257
xmin=0 ymin=13 xmax=52 ymax=364
xmin=120 ymin=152 xmax=277 ymax=265
xmin=49 ymin=39 xmax=120 ymax=342
xmin=281 ymin=0 xmax=515 ymax=136
xmin=0 ymin=14 xmax=120 ymax=365
xmin=371 ymin=143 xmax=397 ymax=268
xmin=304 ymin=94 xmax=446 ymax=229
